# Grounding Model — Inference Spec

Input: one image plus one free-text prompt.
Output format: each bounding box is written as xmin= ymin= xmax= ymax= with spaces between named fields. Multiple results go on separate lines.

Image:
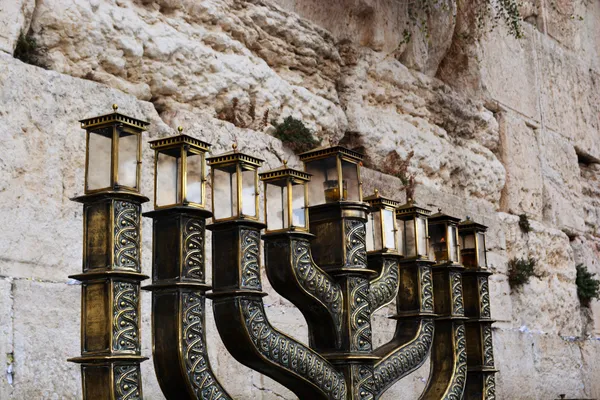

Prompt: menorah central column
xmin=308 ymin=201 xmax=378 ymax=400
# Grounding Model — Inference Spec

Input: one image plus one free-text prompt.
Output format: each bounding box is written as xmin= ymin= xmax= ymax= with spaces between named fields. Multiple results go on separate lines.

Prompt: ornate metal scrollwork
xmin=421 ymin=266 xmax=434 ymax=313
xmin=345 ymin=219 xmax=367 ymax=268
xmin=114 ymin=201 xmax=141 ymax=271
xmin=451 ymin=271 xmax=465 ymax=317
xmin=240 ymin=229 xmax=262 ymax=290
xmin=292 ymin=239 xmax=343 ymax=330
xmin=369 ymin=259 xmax=399 ymax=312
xmin=443 ymin=323 xmax=468 ymax=400
xmin=113 ymin=282 xmax=139 ymax=352
xmin=350 ymin=276 xmax=373 ymax=352
xmin=114 ymin=364 xmax=142 ymax=400
xmin=183 ymin=219 xmax=205 ymax=280
xmin=240 ymin=298 xmax=348 ymax=399
xmin=479 ymin=276 xmax=491 ymax=319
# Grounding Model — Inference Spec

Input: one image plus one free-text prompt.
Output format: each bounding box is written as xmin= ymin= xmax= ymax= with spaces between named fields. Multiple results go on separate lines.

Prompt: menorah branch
xmin=209 ymin=221 xmax=348 ymax=400
xmin=368 ymin=255 xmax=400 ymax=313
xmin=263 ymin=231 xmax=343 ymax=351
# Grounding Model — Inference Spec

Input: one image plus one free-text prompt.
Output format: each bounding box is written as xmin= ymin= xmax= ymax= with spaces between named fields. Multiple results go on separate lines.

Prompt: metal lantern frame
xmin=81 ymin=105 xmax=148 ymax=194
xmin=428 ymin=210 xmax=462 ymax=266
xmin=149 ymin=131 xmax=211 ymax=210
xmin=458 ymin=218 xmax=489 ymax=269
xmin=206 ymin=146 xmax=263 ymax=222
xmin=395 ymin=201 xmax=432 ymax=261
xmin=364 ymin=190 xmax=401 ymax=254
xmin=298 ymin=146 xmax=364 ymax=205
xmin=259 ymin=163 xmax=311 ymax=233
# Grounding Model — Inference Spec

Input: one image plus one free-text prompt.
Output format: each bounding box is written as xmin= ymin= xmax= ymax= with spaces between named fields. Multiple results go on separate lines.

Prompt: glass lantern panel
xmin=291 ymin=184 xmax=306 ymax=228
xmin=404 ymin=219 xmax=416 ymax=257
xmin=429 ymin=224 xmax=446 ymax=263
xmin=462 ymin=233 xmax=475 ymax=249
xmin=477 ymin=232 xmax=487 ymax=268
xmin=87 ymin=129 xmax=112 ymax=190
xmin=186 ymin=153 xmax=203 ymax=204
xmin=396 ymin=218 xmax=404 ymax=256
xmin=214 ymin=169 xmax=237 ymax=219
xmin=448 ymin=225 xmax=459 ymax=262
xmin=241 ymin=169 xmax=257 ymax=217
xmin=117 ymin=132 xmax=138 ymax=189
xmin=266 ymin=184 xmax=286 ymax=230
xmin=383 ymin=209 xmax=396 ymax=250
xmin=366 ymin=213 xmax=375 ymax=252
xmin=306 ymin=158 xmax=338 ymax=205
xmin=373 ymin=210 xmax=383 ymax=250
xmin=341 ymin=160 xmax=360 ymax=201
xmin=156 ymin=152 xmax=180 ymax=207
xmin=416 ymin=217 xmax=428 ymax=257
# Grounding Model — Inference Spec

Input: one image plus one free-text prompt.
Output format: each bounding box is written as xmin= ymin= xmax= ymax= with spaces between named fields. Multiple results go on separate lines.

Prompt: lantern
xmin=259 ymin=161 xmax=310 ymax=232
xmin=207 ymin=144 xmax=263 ymax=221
xmin=80 ymin=104 xmax=148 ymax=194
xmin=395 ymin=201 xmax=431 ymax=260
xmin=428 ymin=210 xmax=462 ymax=265
xmin=148 ymin=127 xmax=210 ymax=209
xmin=298 ymin=146 xmax=363 ymax=205
xmin=364 ymin=189 xmax=401 ymax=253
xmin=458 ymin=217 xmax=488 ymax=269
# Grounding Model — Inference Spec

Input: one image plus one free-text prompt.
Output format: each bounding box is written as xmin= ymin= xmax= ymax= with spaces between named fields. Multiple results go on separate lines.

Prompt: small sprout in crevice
xmin=518 ymin=214 xmax=531 ymax=234
xmin=13 ymin=33 xmax=47 ymax=68
xmin=508 ymin=257 xmax=537 ymax=288
xmin=576 ymin=264 xmax=600 ymax=307
xmin=381 ymin=150 xmax=416 ymax=200
xmin=271 ymin=116 xmax=321 ymax=154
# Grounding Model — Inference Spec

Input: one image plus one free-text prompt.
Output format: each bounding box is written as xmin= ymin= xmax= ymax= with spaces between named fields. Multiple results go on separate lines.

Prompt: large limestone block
xmin=0 ymin=54 xmax=168 ymax=282
xmin=571 ymin=236 xmax=600 ymax=335
xmin=11 ymin=279 xmax=81 ymax=398
xmin=479 ymin=23 xmax=540 ymax=120
xmin=580 ymin=163 xmax=600 ymax=236
xmin=0 ymin=0 xmax=35 ymax=54
xmin=494 ymin=329 xmax=538 ymax=399
xmin=28 ymin=0 xmax=347 ymax=138
xmin=539 ymin=128 xmax=585 ymax=233
xmin=500 ymin=213 xmax=582 ymax=335
xmin=537 ymin=34 xmax=600 ymax=160
xmin=499 ymin=111 xmax=543 ymax=219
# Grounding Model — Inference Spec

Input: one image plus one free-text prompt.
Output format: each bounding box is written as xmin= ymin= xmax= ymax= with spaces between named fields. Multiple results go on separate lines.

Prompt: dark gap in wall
xmin=575 ymin=146 xmax=600 ymax=167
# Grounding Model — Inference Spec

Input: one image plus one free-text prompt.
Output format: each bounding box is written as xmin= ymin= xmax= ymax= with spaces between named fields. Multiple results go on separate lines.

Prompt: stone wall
xmin=0 ymin=0 xmax=599 ymax=398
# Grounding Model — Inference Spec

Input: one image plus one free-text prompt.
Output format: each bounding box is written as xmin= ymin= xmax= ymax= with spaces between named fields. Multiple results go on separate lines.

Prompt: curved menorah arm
xmin=419 ymin=321 xmax=467 ymax=400
xmin=263 ymin=231 xmax=343 ymax=351
xmin=144 ymin=208 xmax=231 ymax=400
xmin=368 ymin=254 xmax=400 ymax=313
xmin=371 ymin=318 xmax=434 ymax=397
xmin=208 ymin=220 xmax=348 ymax=400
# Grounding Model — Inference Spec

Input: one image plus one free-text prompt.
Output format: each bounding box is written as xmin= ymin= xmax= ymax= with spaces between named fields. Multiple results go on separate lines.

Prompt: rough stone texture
xmin=1 ymin=0 xmax=600 ymax=398
xmin=0 ymin=0 xmax=35 ymax=54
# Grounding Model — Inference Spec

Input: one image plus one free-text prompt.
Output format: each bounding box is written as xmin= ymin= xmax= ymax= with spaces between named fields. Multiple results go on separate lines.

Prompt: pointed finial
xmin=374 ymin=188 xmax=380 ymax=197
xmin=178 ymin=126 xmax=183 ymax=133
xmin=466 ymin=215 xmax=471 ymax=221
xmin=112 ymin=104 xmax=119 ymax=112
xmin=232 ymin=143 xmax=238 ymax=152
xmin=438 ymin=207 xmax=442 ymax=213
xmin=283 ymin=159 xmax=288 ymax=167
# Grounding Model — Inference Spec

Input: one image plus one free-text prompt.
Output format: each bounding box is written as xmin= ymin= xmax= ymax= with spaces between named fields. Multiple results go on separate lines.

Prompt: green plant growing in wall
xmin=400 ymin=0 xmax=524 ymax=42
xmin=13 ymin=33 xmax=46 ymax=68
xmin=271 ymin=116 xmax=321 ymax=154
xmin=576 ymin=264 xmax=600 ymax=307
xmin=508 ymin=257 xmax=537 ymax=288
xmin=519 ymin=214 xmax=531 ymax=234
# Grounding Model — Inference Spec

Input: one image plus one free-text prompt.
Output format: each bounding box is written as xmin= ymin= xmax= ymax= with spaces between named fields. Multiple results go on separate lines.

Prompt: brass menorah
xmin=68 ymin=107 xmax=497 ymax=400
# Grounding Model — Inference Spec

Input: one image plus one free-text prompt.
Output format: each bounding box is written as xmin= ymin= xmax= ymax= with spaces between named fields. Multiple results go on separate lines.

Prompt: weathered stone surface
xmin=0 ymin=0 xmax=35 ymax=54
xmin=11 ymin=279 xmax=81 ymax=398
xmin=0 ymin=278 xmax=13 ymax=399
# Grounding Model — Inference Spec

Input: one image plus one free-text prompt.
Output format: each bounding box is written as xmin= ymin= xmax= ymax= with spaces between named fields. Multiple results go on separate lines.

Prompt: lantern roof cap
xmin=458 ymin=217 xmax=488 ymax=232
xmin=79 ymin=106 xmax=149 ymax=131
xmin=395 ymin=200 xmax=431 ymax=217
xmin=149 ymin=134 xmax=211 ymax=152
xmin=259 ymin=163 xmax=311 ymax=182
xmin=429 ymin=209 xmax=462 ymax=224
xmin=298 ymin=145 xmax=363 ymax=163
xmin=206 ymin=146 xmax=264 ymax=167
xmin=364 ymin=190 xmax=401 ymax=208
